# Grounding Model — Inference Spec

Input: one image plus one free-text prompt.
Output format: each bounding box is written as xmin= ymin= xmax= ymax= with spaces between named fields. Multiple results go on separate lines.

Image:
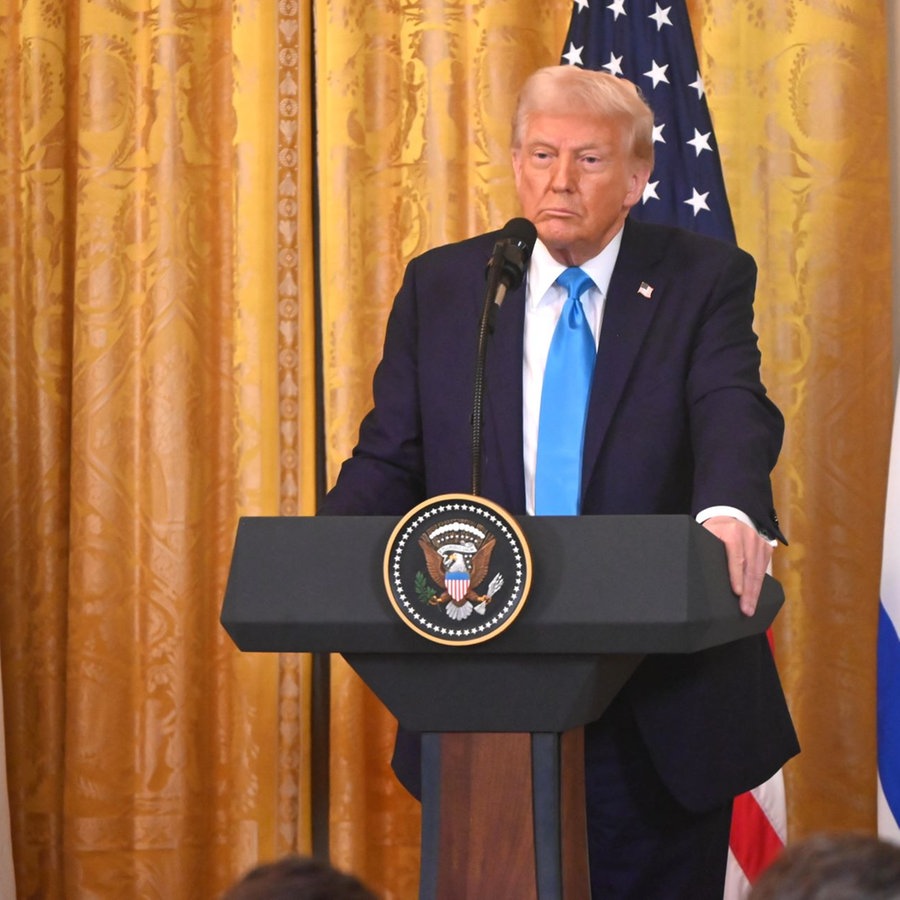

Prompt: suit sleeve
xmin=686 ymin=246 xmax=785 ymax=541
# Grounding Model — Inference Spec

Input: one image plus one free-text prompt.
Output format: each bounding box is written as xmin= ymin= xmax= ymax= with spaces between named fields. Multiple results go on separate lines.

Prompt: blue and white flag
xmin=879 ymin=380 xmax=900 ymax=843
xmin=561 ymin=0 xmax=735 ymax=241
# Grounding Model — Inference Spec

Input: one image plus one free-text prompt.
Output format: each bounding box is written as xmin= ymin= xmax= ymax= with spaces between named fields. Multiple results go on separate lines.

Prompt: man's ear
xmin=624 ymin=164 xmax=651 ymax=209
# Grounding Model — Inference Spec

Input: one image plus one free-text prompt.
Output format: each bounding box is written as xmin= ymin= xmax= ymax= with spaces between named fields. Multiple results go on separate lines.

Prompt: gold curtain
xmin=688 ymin=0 xmax=893 ymax=835
xmin=0 ymin=1 xmax=893 ymax=899
xmin=0 ymin=1 xmax=317 ymax=896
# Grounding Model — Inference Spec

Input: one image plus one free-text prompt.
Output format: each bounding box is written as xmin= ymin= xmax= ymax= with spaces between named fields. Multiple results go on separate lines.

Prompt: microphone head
xmin=500 ymin=217 xmax=538 ymax=251
xmin=490 ymin=217 xmax=538 ymax=291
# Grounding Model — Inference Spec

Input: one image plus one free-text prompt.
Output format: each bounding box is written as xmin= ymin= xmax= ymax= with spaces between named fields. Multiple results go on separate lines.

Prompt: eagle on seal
xmin=418 ymin=533 xmax=497 ymax=620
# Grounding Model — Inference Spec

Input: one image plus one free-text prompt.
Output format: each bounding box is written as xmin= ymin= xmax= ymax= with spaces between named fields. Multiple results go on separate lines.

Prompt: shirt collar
xmin=527 ymin=226 xmax=625 ymax=309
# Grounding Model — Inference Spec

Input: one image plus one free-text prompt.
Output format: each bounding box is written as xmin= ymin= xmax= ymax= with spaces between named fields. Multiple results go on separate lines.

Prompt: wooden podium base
xmin=419 ymin=730 xmax=590 ymax=900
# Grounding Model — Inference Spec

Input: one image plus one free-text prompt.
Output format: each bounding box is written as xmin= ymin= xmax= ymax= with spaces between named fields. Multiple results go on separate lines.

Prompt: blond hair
xmin=512 ymin=66 xmax=655 ymax=168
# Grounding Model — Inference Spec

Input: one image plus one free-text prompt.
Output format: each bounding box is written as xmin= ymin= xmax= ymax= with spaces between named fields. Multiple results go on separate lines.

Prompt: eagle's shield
xmin=446 ymin=571 xmax=470 ymax=602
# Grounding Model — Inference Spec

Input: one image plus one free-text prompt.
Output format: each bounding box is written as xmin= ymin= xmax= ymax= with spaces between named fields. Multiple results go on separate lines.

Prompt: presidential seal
xmin=383 ymin=494 xmax=532 ymax=646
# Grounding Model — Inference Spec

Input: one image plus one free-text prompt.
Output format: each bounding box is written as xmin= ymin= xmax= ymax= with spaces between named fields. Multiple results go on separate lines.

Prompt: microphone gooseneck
xmin=471 ymin=218 xmax=538 ymax=496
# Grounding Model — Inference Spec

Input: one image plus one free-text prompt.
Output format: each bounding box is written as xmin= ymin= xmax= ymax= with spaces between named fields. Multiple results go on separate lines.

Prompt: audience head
xmin=749 ymin=833 xmax=900 ymax=899
xmin=222 ymin=854 xmax=378 ymax=900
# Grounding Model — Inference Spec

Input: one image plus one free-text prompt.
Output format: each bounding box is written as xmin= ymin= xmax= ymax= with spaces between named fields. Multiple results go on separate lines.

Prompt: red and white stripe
xmin=724 ymin=625 xmax=787 ymax=898
xmin=724 ymin=769 xmax=787 ymax=898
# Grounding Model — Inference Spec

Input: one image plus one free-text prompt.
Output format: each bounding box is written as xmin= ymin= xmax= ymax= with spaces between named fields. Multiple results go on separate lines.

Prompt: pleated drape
xmin=0 ymin=2 xmax=317 ymax=896
xmin=0 ymin=0 xmax=894 ymax=898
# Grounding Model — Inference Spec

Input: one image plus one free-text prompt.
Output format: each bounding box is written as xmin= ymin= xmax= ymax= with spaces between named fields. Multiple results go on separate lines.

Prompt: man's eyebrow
xmin=524 ymin=137 xmax=612 ymax=154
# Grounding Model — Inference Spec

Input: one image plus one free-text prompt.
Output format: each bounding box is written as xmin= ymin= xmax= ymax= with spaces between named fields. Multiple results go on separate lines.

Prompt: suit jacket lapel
xmin=582 ymin=220 xmax=664 ymax=490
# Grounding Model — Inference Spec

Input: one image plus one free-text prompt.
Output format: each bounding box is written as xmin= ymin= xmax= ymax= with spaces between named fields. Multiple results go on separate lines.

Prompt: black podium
xmin=221 ymin=514 xmax=783 ymax=899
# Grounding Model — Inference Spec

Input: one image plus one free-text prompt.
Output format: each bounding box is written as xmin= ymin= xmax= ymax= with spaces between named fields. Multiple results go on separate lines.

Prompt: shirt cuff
xmin=695 ymin=506 xmax=778 ymax=547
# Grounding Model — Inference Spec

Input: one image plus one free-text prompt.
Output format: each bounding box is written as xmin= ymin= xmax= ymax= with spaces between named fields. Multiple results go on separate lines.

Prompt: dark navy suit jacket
xmin=320 ymin=216 xmax=799 ymax=811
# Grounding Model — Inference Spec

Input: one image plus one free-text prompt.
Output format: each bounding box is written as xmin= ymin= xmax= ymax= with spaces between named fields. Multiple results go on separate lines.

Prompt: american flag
xmin=562 ymin=0 xmax=734 ymax=240
xmin=560 ymin=1 xmax=787 ymax=895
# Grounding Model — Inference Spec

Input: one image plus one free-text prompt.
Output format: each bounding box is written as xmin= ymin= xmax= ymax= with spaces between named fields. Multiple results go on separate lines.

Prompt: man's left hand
xmin=702 ymin=516 xmax=773 ymax=617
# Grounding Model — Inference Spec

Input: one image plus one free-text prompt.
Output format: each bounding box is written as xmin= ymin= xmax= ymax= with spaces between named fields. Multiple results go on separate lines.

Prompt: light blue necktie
xmin=535 ymin=267 xmax=597 ymax=515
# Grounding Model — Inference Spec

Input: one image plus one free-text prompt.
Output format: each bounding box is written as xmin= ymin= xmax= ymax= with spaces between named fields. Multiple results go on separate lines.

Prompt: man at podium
xmin=320 ymin=66 xmax=798 ymax=899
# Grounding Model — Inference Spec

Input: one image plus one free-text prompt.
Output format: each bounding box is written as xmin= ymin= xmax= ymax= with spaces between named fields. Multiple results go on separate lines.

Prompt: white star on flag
xmin=652 ymin=122 xmax=666 ymax=143
xmin=602 ymin=52 xmax=624 ymax=76
xmin=687 ymin=129 xmax=712 ymax=156
xmin=562 ymin=42 xmax=585 ymax=66
xmin=643 ymin=180 xmax=660 ymax=203
xmin=643 ymin=60 xmax=669 ymax=87
xmin=607 ymin=0 xmax=627 ymax=20
xmin=689 ymin=71 xmax=705 ymax=99
xmin=574 ymin=0 xmax=590 ymax=11
xmin=684 ymin=188 xmax=710 ymax=215
xmin=648 ymin=4 xmax=673 ymax=30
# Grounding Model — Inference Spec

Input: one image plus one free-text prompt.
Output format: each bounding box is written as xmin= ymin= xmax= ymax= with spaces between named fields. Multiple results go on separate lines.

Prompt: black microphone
xmin=485 ymin=217 xmax=538 ymax=309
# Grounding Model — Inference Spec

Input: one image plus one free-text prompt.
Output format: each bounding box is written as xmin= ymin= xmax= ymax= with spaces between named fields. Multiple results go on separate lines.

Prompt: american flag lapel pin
xmin=638 ymin=281 xmax=654 ymax=299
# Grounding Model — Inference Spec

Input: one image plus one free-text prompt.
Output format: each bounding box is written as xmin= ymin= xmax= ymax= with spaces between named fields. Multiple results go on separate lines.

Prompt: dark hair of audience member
xmin=222 ymin=854 xmax=378 ymax=900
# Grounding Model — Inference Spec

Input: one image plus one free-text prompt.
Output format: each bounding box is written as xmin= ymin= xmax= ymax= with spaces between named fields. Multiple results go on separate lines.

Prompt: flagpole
xmin=0 ymin=657 xmax=15 ymax=897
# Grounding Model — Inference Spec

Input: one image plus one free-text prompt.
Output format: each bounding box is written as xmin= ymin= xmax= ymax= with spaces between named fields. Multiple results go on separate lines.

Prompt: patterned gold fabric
xmin=0 ymin=0 xmax=893 ymax=897
xmin=0 ymin=1 xmax=315 ymax=895
xmin=688 ymin=0 xmax=892 ymax=835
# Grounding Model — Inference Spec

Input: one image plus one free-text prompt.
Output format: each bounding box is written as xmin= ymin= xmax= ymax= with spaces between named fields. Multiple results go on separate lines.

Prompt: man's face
xmin=512 ymin=111 xmax=650 ymax=267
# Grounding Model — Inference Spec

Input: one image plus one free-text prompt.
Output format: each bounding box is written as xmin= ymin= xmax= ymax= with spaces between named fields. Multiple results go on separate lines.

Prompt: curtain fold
xmin=2 ymin=3 xmax=80 ymax=893
xmin=0 ymin=1 xmax=317 ymax=895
